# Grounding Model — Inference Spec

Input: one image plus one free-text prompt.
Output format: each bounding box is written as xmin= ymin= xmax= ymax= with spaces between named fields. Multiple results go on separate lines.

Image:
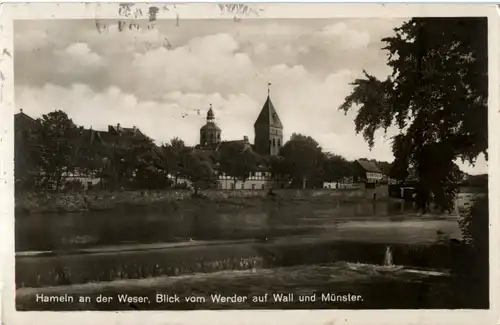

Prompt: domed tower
xmin=200 ymin=104 xmax=221 ymax=147
xmin=254 ymin=83 xmax=283 ymax=156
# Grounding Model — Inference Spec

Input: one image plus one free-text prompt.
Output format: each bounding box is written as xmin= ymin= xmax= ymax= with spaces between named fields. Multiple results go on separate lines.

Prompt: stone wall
xmin=16 ymin=186 xmax=387 ymax=214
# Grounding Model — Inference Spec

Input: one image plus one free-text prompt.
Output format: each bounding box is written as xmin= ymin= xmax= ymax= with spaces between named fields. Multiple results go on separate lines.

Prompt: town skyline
xmin=14 ymin=18 xmax=488 ymax=174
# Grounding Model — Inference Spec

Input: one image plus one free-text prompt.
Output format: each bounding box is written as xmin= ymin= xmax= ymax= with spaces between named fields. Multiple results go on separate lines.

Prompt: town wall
xmin=16 ymin=186 xmax=387 ymax=214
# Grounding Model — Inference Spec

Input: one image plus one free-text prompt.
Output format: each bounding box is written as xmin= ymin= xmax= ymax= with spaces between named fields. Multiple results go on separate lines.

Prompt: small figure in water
xmin=384 ymin=245 xmax=394 ymax=267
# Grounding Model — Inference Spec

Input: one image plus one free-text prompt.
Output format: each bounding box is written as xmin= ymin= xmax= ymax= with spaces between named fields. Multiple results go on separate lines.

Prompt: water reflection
xmin=16 ymin=200 xmax=461 ymax=252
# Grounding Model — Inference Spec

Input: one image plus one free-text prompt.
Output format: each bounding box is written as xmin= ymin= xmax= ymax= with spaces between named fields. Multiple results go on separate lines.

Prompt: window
xmin=278 ymin=139 xmax=281 ymax=147
xmin=241 ymin=183 xmax=244 ymax=189
xmin=231 ymin=183 xmax=235 ymax=190
xmin=273 ymin=138 xmax=276 ymax=146
xmin=261 ymin=184 xmax=265 ymax=189
xmin=252 ymin=184 xmax=256 ymax=190
xmin=87 ymin=181 xmax=93 ymax=190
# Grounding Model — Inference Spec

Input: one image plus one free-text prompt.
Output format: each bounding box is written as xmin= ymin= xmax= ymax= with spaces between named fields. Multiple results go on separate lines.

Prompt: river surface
xmin=16 ymin=199 xmax=461 ymax=252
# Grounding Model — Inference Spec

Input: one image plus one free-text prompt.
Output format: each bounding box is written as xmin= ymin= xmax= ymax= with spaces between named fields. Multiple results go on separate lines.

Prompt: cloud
xmin=54 ymin=42 xmax=104 ymax=72
xmin=16 ymin=84 xmax=262 ymax=147
xmin=131 ymin=33 xmax=255 ymax=99
xmin=320 ymin=23 xmax=371 ymax=50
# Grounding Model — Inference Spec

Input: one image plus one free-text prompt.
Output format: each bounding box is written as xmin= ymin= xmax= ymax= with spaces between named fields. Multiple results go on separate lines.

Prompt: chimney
xmin=243 ymin=135 xmax=249 ymax=142
xmin=20 ymin=108 xmax=23 ymax=113
xmin=132 ymin=126 xmax=136 ymax=133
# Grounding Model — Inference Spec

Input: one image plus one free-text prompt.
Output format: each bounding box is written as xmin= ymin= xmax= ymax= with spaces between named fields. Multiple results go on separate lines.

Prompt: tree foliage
xmin=322 ymin=153 xmax=354 ymax=183
xmin=186 ymin=151 xmax=217 ymax=189
xmin=162 ymin=137 xmax=192 ymax=186
xmin=340 ymin=18 xmax=487 ymax=210
xmin=218 ymin=142 xmax=259 ymax=184
xmin=35 ymin=110 xmax=79 ymax=190
xmin=280 ymin=133 xmax=324 ymax=188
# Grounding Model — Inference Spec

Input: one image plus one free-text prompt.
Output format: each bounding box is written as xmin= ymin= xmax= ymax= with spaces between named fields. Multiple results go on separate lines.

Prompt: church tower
xmin=254 ymin=83 xmax=283 ymax=156
xmin=200 ymin=104 xmax=221 ymax=148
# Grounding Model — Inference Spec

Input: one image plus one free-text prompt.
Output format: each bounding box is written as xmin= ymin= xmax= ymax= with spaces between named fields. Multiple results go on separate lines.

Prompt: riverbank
xmin=15 ymin=188 xmax=388 ymax=214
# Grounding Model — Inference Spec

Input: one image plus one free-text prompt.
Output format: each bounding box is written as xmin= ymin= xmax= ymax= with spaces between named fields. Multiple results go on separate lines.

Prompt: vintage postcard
xmin=0 ymin=2 xmax=499 ymax=325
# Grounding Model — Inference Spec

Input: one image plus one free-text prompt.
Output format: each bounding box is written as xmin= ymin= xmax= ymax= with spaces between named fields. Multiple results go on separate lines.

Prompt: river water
xmin=16 ymin=198 xmax=474 ymax=309
xmin=16 ymin=199 xmax=461 ymax=252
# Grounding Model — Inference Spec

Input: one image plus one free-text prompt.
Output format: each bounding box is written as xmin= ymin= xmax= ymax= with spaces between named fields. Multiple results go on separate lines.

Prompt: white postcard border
xmin=0 ymin=3 xmax=499 ymax=325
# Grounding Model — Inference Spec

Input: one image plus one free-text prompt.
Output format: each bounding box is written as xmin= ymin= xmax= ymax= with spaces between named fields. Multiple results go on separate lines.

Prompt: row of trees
xmin=15 ymin=111 xmax=382 ymax=192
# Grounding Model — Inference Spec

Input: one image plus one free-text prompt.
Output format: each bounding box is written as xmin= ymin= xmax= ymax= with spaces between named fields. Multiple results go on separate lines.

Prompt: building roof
xmin=217 ymin=139 xmax=252 ymax=152
xmin=15 ymin=111 xmax=36 ymax=122
xmin=356 ymin=159 xmax=382 ymax=173
xmin=108 ymin=124 xmax=147 ymax=138
xmin=195 ymin=142 xmax=220 ymax=151
xmin=254 ymin=95 xmax=283 ymax=129
xmin=200 ymin=122 xmax=221 ymax=132
xmin=15 ymin=111 xmax=38 ymax=131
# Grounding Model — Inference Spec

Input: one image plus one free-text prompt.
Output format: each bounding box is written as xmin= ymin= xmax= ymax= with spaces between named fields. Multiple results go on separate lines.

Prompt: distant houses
xmin=352 ymin=159 xmax=383 ymax=183
xmin=321 ymin=159 xmax=397 ymax=190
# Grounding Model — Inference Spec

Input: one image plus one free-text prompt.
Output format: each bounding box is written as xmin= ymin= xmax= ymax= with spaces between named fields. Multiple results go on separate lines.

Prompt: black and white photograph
xmin=1 ymin=2 xmax=496 ymax=319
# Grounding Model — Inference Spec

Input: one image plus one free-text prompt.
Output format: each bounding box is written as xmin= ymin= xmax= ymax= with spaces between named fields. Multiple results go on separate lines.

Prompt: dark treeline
xmin=15 ymin=110 xmax=392 ymax=193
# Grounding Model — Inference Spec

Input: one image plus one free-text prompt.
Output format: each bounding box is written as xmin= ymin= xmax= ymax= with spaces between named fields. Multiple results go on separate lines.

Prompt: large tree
xmin=218 ymin=142 xmax=259 ymax=186
xmin=100 ymin=134 xmax=157 ymax=189
xmin=340 ymin=18 xmax=487 ymax=211
xmin=280 ymin=133 xmax=324 ymax=189
xmin=322 ymin=153 xmax=354 ymax=184
xmin=162 ymin=137 xmax=192 ymax=186
xmin=35 ymin=110 xmax=79 ymax=191
xmin=186 ymin=151 xmax=217 ymax=189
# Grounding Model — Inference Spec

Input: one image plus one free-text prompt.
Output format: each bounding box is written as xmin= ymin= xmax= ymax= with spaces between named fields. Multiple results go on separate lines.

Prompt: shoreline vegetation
xmin=16 ymin=188 xmax=391 ymax=215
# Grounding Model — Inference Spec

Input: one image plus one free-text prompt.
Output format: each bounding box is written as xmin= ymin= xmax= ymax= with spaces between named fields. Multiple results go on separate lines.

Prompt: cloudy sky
xmin=14 ymin=18 xmax=487 ymax=174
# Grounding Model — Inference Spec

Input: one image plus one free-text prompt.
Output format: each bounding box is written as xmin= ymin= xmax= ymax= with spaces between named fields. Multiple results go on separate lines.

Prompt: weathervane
xmin=268 ymin=82 xmax=272 ymax=96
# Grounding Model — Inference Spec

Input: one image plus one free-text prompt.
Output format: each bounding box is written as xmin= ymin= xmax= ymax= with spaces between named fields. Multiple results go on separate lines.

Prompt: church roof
xmin=200 ymin=122 xmax=221 ymax=131
xmin=207 ymin=107 xmax=214 ymax=120
xmin=254 ymin=95 xmax=283 ymax=129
